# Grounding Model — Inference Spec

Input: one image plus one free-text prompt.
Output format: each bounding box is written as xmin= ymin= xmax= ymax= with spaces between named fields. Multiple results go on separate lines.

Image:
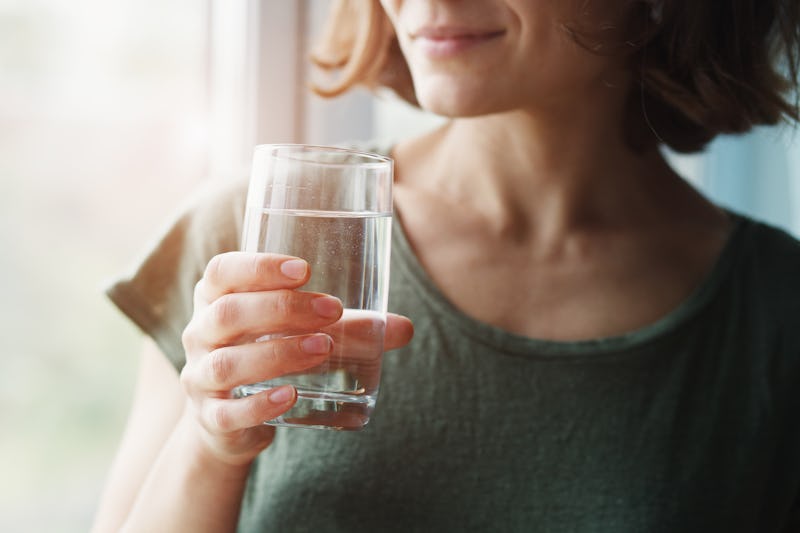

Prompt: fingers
xmin=190 ymin=252 xmax=412 ymax=352
xmin=200 ymin=386 xmax=297 ymax=433
xmin=184 ymin=290 xmax=343 ymax=349
xmin=185 ymin=334 xmax=333 ymax=393
xmin=385 ymin=313 xmax=414 ymax=351
xmin=315 ymin=311 xmax=413 ymax=361
xmin=196 ymin=252 xmax=311 ymax=305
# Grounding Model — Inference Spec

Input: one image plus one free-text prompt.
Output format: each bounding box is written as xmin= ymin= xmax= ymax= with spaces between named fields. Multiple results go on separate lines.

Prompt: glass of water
xmin=234 ymin=144 xmax=393 ymax=431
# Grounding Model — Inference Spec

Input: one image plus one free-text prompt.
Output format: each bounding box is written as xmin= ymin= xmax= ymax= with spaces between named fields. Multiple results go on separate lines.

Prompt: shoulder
xmin=735 ymin=215 xmax=800 ymax=313
xmin=105 ymin=177 xmax=249 ymax=369
xmin=158 ymin=177 xmax=249 ymax=262
xmin=729 ymin=214 xmax=800 ymax=364
xmin=747 ymin=217 xmax=800 ymax=267
xmin=720 ymin=214 xmax=800 ymax=407
xmin=182 ymin=177 xmax=249 ymax=238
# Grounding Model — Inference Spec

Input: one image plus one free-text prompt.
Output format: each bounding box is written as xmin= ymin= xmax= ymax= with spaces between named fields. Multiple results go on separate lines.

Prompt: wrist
xmin=176 ymin=411 xmax=256 ymax=481
xmin=118 ymin=408 xmax=256 ymax=533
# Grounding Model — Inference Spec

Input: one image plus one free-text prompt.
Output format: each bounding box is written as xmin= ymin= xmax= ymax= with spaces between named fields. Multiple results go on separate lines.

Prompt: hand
xmin=179 ymin=252 xmax=413 ymax=466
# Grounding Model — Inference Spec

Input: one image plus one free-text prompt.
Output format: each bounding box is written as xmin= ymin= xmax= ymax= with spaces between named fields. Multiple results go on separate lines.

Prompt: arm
xmin=93 ymin=253 xmax=414 ymax=532
xmin=91 ymin=337 xmax=274 ymax=533
xmin=119 ymin=383 xmax=253 ymax=533
xmin=90 ymin=338 xmax=294 ymax=533
xmin=93 ymin=253 xmax=328 ymax=533
xmin=90 ymin=339 xmax=186 ymax=532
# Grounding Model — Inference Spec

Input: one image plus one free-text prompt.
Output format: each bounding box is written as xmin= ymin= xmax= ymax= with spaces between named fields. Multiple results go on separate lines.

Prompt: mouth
xmin=409 ymin=26 xmax=506 ymax=58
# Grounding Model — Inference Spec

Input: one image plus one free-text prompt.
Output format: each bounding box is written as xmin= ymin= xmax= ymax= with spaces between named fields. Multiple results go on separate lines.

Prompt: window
xmin=0 ymin=1 xmax=207 ymax=530
xmin=208 ymin=0 xmax=377 ymax=179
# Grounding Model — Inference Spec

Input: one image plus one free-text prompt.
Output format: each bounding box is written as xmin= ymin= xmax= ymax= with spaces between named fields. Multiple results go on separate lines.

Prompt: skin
xmin=92 ymin=255 xmax=413 ymax=532
xmin=382 ymin=0 xmax=730 ymax=339
xmin=93 ymin=0 xmax=731 ymax=531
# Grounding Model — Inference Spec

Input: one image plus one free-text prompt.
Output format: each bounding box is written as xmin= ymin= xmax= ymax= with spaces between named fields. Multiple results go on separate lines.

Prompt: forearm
xmin=120 ymin=413 xmax=252 ymax=533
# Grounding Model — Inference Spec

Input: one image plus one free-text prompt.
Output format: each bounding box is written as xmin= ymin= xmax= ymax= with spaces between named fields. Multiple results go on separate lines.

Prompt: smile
xmin=410 ymin=27 xmax=506 ymax=58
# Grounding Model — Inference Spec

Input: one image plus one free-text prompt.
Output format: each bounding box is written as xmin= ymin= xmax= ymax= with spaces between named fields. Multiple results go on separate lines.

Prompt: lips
xmin=409 ymin=26 xmax=506 ymax=58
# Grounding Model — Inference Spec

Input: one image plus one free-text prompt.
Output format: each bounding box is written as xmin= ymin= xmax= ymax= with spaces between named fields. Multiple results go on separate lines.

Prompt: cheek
xmin=507 ymin=0 xmax=619 ymax=82
xmin=508 ymin=16 xmax=620 ymax=98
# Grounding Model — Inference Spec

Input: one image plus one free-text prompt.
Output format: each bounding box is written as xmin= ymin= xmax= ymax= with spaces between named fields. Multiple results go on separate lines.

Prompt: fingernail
xmin=280 ymin=259 xmax=307 ymax=280
xmin=301 ymin=334 xmax=332 ymax=355
xmin=268 ymin=386 xmax=294 ymax=404
xmin=312 ymin=296 xmax=342 ymax=318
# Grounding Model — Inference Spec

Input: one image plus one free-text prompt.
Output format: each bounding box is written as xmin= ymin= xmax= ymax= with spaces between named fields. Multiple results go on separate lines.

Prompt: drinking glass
xmin=234 ymin=144 xmax=393 ymax=431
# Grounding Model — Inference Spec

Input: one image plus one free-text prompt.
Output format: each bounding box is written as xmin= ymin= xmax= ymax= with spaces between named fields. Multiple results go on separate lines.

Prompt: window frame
xmin=207 ymin=0 xmax=375 ymax=181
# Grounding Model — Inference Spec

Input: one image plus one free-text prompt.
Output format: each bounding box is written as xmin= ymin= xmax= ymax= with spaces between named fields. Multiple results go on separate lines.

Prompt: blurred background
xmin=1 ymin=1 xmax=798 ymax=531
xmin=1 ymin=0 xmax=206 ymax=530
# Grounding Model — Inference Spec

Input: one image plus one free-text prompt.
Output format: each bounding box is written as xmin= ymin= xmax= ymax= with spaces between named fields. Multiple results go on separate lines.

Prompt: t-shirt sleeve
xmin=105 ymin=179 xmax=248 ymax=371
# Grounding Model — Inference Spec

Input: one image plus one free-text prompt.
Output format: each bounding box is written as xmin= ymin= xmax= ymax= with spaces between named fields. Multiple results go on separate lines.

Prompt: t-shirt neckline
xmin=390 ymin=209 xmax=751 ymax=359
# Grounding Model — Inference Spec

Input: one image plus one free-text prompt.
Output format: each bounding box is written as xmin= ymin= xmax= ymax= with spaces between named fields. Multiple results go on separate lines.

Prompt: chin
xmin=413 ymin=78 xmax=504 ymax=118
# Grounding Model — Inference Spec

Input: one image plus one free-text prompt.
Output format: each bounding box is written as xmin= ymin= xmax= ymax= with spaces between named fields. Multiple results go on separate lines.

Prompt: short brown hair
xmin=311 ymin=0 xmax=800 ymax=153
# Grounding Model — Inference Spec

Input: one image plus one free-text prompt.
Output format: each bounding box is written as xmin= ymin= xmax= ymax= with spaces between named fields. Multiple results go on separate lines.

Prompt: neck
xmin=395 ymin=93 xmax=680 ymax=241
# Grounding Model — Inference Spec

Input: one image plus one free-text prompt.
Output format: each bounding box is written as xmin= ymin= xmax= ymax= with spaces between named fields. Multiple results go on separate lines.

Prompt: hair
xmin=311 ymin=0 xmax=800 ymax=154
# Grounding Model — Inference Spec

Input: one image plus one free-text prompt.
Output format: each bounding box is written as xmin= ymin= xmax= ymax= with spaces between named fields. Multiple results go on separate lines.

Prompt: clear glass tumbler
xmin=234 ymin=144 xmax=393 ymax=431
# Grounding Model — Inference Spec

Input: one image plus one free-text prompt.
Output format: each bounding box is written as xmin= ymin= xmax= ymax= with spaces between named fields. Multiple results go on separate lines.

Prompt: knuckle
xmin=179 ymin=364 xmax=203 ymax=399
xmin=204 ymin=254 xmax=226 ymax=285
xmin=210 ymin=294 xmax=240 ymax=328
xmin=249 ymin=254 xmax=272 ymax=280
xmin=207 ymin=347 xmax=235 ymax=388
xmin=271 ymin=290 xmax=295 ymax=322
xmin=269 ymin=338 xmax=290 ymax=360
xmin=178 ymin=366 xmax=194 ymax=396
xmin=256 ymin=339 xmax=283 ymax=369
xmin=179 ymin=365 xmax=193 ymax=393
xmin=193 ymin=278 xmax=206 ymax=303
xmin=181 ymin=321 xmax=199 ymax=352
xmin=209 ymin=401 xmax=233 ymax=433
xmin=248 ymin=393 xmax=275 ymax=424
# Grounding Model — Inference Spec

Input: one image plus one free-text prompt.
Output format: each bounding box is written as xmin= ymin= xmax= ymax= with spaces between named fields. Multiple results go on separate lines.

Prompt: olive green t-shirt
xmin=107 ymin=166 xmax=800 ymax=532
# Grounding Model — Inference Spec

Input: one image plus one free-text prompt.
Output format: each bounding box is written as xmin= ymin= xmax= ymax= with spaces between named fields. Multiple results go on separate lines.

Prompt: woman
xmin=93 ymin=0 xmax=800 ymax=531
